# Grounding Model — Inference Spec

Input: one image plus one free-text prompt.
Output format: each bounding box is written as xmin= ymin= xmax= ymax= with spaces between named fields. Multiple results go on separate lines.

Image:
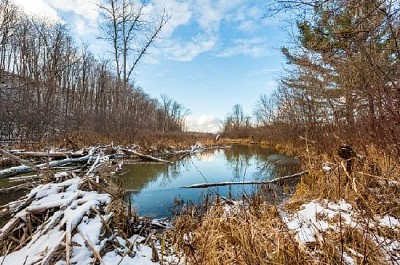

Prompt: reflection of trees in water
xmin=117 ymin=163 xmax=168 ymax=191
xmin=192 ymin=151 xmax=215 ymax=161
xmin=224 ymin=146 xmax=252 ymax=179
xmin=118 ymin=145 xmax=301 ymax=196
xmin=232 ymin=149 xmax=302 ymax=182
xmin=118 ymin=158 xmax=192 ymax=192
xmin=170 ymin=189 xmax=216 ymax=216
xmin=223 ymin=145 xmax=277 ymax=180
xmin=254 ymin=162 xmax=301 ymax=181
xmin=159 ymin=160 xmax=187 ymax=186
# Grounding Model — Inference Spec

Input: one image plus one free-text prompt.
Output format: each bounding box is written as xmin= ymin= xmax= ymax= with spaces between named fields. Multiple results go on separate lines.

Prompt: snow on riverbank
xmin=279 ymin=199 xmax=400 ymax=264
xmin=0 ymin=175 xmax=180 ymax=265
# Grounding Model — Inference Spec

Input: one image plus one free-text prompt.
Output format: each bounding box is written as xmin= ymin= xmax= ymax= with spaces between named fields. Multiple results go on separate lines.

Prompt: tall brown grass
xmin=170 ymin=143 xmax=400 ymax=264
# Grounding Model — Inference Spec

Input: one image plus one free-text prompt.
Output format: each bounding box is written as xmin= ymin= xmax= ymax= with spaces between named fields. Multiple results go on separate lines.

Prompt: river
xmin=117 ymin=144 xmax=301 ymax=218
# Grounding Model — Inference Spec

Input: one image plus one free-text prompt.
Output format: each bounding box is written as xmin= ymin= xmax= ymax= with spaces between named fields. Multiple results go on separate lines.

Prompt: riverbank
xmin=0 ymin=140 xmax=399 ymax=264
xmin=170 ymin=143 xmax=400 ymax=264
xmin=0 ymin=145 xmax=192 ymax=264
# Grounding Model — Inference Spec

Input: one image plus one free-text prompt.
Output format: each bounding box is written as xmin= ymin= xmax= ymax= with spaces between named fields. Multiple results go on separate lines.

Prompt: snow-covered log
xmin=0 ymin=151 xmax=94 ymax=179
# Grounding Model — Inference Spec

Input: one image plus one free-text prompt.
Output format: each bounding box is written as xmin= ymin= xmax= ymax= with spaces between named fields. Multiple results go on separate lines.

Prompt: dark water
xmin=117 ymin=145 xmax=301 ymax=218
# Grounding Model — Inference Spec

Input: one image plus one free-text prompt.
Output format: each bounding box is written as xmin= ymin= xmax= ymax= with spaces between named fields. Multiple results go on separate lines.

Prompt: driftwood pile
xmin=0 ymin=146 xmax=181 ymax=265
xmin=0 ymin=175 xmax=178 ymax=264
xmin=0 ymin=145 xmax=188 ymax=196
xmin=0 ymin=145 xmax=176 ymax=180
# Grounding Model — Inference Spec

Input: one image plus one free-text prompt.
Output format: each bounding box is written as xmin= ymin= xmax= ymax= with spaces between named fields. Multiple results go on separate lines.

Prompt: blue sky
xmin=12 ymin=0 xmax=287 ymax=133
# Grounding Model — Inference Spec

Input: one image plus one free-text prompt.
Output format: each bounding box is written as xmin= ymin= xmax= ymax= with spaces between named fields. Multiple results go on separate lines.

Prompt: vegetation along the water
xmin=0 ymin=0 xmax=399 ymax=264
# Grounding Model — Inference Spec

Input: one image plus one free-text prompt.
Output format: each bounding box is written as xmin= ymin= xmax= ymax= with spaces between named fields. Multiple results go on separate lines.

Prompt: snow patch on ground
xmin=279 ymin=199 xmax=400 ymax=263
xmin=280 ymin=200 xmax=355 ymax=243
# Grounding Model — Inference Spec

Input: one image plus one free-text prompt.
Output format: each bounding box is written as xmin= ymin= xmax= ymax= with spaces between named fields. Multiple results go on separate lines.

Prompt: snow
xmin=0 ymin=174 xmax=180 ymax=265
xmin=342 ymin=252 xmax=355 ymax=265
xmin=322 ymin=162 xmax=332 ymax=172
xmin=379 ymin=215 xmax=400 ymax=228
xmin=280 ymin=199 xmax=400 ymax=263
xmin=221 ymin=199 xmax=243 ymax=217
xmin=280 ymin=200 xmax=354 ymax=243
xmin=0 ymin=228 xmax=65 ymax=265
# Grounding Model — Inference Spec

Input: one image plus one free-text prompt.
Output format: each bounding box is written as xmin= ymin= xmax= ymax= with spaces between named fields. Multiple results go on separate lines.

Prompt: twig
xmin=80 ymin=231 xmax=105 ymax=265
xmin=41 ymin=231 xmax=66 ymax=265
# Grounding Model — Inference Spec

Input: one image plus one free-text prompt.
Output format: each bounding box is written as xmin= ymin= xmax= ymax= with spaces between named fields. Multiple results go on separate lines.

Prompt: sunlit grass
xmin=170 ymin=142 xmax=400 ymax=264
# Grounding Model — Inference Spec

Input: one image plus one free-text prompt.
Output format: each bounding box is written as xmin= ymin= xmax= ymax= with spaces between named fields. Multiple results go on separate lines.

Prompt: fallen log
xmin=0 ymin=151 xmax=93 ymax=179
xmin=0 ymin=182 xmax=36 ymax=194
xmin=8 ymin=174 xmax=43 ymax=182
xmin=121 ymin=148 xmax=170 ymax=163
xmin=0 ymin=149 xmax=40 ymax=173
xmin=9 ymin=151 xmax=84 ymax=159
xmin=181 ymin=171 xmax=309 ymax=189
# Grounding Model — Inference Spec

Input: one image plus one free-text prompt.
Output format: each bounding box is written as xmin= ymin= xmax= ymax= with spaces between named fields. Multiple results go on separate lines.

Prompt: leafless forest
xmin=0 ymin=0 xmax=399 ymax=156
xmin=0 ymin=0 xmax=188 ymax=143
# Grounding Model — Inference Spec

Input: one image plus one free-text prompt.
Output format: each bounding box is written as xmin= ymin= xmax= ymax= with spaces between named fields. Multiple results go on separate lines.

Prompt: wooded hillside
xmin=0 ymin=0 xmax=188 ymax=142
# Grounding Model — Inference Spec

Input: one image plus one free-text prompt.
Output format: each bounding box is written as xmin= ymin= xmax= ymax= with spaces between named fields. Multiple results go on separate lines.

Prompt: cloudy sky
xmin=12 ymin=0 xmax=287 ymax=133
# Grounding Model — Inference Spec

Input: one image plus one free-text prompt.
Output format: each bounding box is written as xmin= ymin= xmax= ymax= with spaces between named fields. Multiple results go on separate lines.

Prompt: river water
xmin=118 ymin=145 xmax=301 ymax=218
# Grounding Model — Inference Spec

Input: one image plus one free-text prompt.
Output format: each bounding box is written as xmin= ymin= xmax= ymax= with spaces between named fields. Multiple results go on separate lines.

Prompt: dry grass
xmin=172 ymin=200 xmax=309 ymax=265
xmin=290 ymin=145 xmax=400 ymax=217
xmin=170 ymin=144 xmax=400 ymax=265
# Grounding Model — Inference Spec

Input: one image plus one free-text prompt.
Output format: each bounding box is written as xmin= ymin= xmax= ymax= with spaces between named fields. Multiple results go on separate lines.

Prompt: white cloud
xmin=12 ymin=0 xmax=275 ymax=62
xmin=157 ymin=0 xmax=192 ymax=38
xmin=12 ymin=0 xmax=61 ymax=22
xmin=217 ymin=37 xmax=271 ymax=58
xmin=166 ymin=33 xmax=217 ymax=61
xmin=74 ymin=18 xmax=97 ymax=36
xmin=186 ymin=115 xmax=221 ymax=133
xmin=237 ymin=20 xmax=257 ymax=33
xmin=159 ymin=0 xmax=274 ymax=61
xmin=160 ymin=0 xmax=249 ymax=61
xmin=47 ymin=0 xmax=99 ymax=23
xmin=12 ymin=0 xmax=99 ymax=36
xmin=194 ymin=0 xmax=245 ymax=32
xmin=47 ymin=0 xmax=99 ymax=36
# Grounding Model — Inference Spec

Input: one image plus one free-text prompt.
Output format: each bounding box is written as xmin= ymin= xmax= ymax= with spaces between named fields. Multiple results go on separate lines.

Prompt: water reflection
xmin=118 ymin=145 xmax=301 ymax=218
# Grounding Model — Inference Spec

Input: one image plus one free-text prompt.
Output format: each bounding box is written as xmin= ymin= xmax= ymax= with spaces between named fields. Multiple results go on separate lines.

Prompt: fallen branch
xmin=121 ymin=148 xmax=170 ymax=163
xmin=8 ymin=174 xmax=42 ymax=183
xmin=0 ymin=150 xmax=94 ymax=179
xmin=80 ymin=231 xmax=105 ymax=265
xmin=0 ymin=182 xmax=35 ymax=194
xmin=181 ymin=171 xmax=308 ymax=189
xmin=8 ymin=151 xmax=84 ymax=159
xmin=0 ymin=149 xmax=41 ymax=173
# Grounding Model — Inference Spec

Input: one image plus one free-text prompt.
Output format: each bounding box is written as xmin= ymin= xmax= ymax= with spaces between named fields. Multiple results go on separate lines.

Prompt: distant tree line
xmin=223 ymin=0 xmax=399 ymax=155
xmin=0 ymin=0 xmax=188 ymax=142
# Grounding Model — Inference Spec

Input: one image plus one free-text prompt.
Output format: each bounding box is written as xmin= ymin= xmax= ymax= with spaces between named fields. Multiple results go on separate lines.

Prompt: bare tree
xmin=267 ymin=0 xmax=400 ymax=153
xmin=253 ymin=94 xmax=276 ymax=126
xmin=0 ymin=1 xmax=186 ymax=142
xmin=0 ymin=0 xmax=17 ymax=81
xmin=98 ymin=0 xmax=169 ymax=86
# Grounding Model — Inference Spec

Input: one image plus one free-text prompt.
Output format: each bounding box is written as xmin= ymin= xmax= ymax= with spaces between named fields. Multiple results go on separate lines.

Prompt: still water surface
xmin=118 ymin=145 xmax=300 ymax=218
